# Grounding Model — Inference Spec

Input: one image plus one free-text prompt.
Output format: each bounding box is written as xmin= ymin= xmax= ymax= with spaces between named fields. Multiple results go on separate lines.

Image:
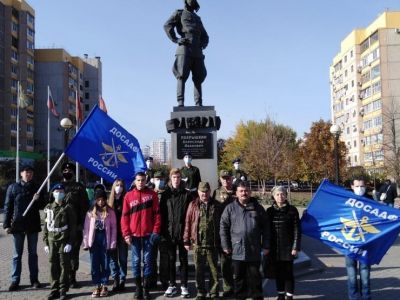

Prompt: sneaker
xmin=100 ymin=285 xmax=108 ymax=297
xmin=9 ymin=282 xmax=20 ymax=291
xmin=181 ymin=286 xmax=190 ymax=298
xmin=164 ymin=285 xmax=178 ymax=297
xmin=92 ymin=286 xmax=101 ymax=298
xmin=32 ymin=281 xmax=42 ymax=288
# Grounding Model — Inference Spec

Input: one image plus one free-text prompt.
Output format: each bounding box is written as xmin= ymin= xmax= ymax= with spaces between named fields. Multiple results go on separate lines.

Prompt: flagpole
xmin=16 ymin=81 xmax=20 ymax=182
xmin=75 ymin=89 xmax=80 ymax=183
xmin=47 ymin=85 xmax=51 ymax=191
xmin=23 ymin=152 xmax=65 ymax=217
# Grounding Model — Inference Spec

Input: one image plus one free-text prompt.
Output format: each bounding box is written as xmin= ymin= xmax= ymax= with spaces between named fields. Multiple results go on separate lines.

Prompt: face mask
xmin=62 ymin=172 xmax=73 ymax=180
xmin=234 ymin=163 xmax=240 ymax=170
xmin=146 ymin=161 xmax=153 ymax=169
xmin=184 ymin=157 xmax=192 ymax=164
xmin=354 ymin=187 xmax=366 ymax=196
xmin=115 ymin=186 xmax=123 ymax=195
xmin=154 ymin=179 xmax=165 ymax=190
xmin=53 ymin=192 xmax=65 ymax=204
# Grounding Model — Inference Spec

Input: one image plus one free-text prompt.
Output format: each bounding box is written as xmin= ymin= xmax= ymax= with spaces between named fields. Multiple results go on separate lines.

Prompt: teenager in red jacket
xmin=121 ymin=172 xmax=161 ymax=300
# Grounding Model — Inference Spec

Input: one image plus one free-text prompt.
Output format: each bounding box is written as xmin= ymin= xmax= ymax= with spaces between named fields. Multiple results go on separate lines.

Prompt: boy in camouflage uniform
xmin=43 ymin=183 xmax=77 ymax=300
xmin=184 ymin=182 xmax=222 ymax=300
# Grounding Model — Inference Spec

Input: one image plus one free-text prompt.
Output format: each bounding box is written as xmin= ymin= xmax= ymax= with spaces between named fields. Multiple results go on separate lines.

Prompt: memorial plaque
xmin=177 ymin=133 xmax=213 ymax=159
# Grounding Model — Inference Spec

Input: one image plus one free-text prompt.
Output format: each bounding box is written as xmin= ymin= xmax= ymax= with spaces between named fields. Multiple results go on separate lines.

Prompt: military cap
xmin=198 ymin=181 xmax=210 ymax=192
xmin=20 ymin=164 xmax=34 ymax=172
xmin=232 ymin=158 xmax=241 ymax=164
xmin=52 ymin=183 xmax=65 ymax=191
xmin=94 ymin=189 xmax=107 ymax=200
xmin=219 ymin=170 xmax=232 ymax=177
xmin=145 ymin=156 xmax=153 ymax=162
xmin=154 ymin=171 xmax=164 ymax=178
xmin=61 ymin=162 xmax=75 ymax=172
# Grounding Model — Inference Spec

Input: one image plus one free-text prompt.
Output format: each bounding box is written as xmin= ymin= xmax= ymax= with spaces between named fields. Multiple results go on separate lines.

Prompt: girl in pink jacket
xmin=83 ymin=190 xmax=117 ymax=298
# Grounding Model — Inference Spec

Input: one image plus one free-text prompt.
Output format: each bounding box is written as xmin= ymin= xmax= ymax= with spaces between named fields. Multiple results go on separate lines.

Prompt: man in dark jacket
xmin=3 ymin=165 xmax=46 ymax=291
xmin=184 ymin=182 xmax=222 ymax=300
xmin=60 ymin=162 xmax=89 ymax=288
xmin=220 ymin=181 xmax=268 ymax=300
xmin=160 ymin=168 xmax=192 ymax=298
xmin=378 ymin=179 xmax=398 ymax=207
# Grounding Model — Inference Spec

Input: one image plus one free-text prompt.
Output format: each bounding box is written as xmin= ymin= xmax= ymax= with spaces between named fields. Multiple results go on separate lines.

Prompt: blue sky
xmin=29 ymin=0 xmax=400 ymax=147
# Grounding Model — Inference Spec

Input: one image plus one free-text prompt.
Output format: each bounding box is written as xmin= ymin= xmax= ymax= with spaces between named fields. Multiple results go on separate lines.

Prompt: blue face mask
xmin=53 ymin=192 xmax=65 ymax=204
xmin=154 ymin=179 xmax=165 ymax=190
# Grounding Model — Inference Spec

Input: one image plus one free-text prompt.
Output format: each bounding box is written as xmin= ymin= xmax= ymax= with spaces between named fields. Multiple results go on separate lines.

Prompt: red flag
xmin=99 ymin=96 xmax=108 ymax=113
xmin=47 ymin=88 xmax=59 ymax=117
xmin=76 ymin=90 xmax=83 ymax=122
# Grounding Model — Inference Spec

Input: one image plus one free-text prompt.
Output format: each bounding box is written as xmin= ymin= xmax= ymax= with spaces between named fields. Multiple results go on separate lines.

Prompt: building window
xmin=361 ymin=38 xmax=369 ymax=53
xmin=370 ymin=31 xmax=378 ymax=45
xmin=27 ymin=13 xmax=35 ymax=26
xmin=11 ymin=108 xmax=17 ymax=117
xmin=351 ymin=65 xmax=354 ymax=72
xmin=85 ymin=80 xmax=89 ymax=88
xmin=11 ymin=50 xmax=18 ymax=61
xmin=11 ymin=64 xmax=18 ymax=75
xmin=27 ymin=124 xmax=33 ymax=132
xmin=11 ymin=22 xmax=18 ymax=33
xmin=350 ymin=50 xmax=354 ymax=57
xmin=11 ymin=137 xmax=16 ymax=147
xmin=354 ymin=155 xmax=358 ymax=163
xmin=347 ymin=127 xmax=350 ymax=134
xmin=27 ymin=40 xmax=34 ymax=50
xmin=27 ymin=139 xmax=34 ymax=147
xmin=27 ymin=27 xmax=34 ymax=39
xmin=372 ymin=81 xmax=381 ymax=94
xmin=371 ymin=65 xmax=380 ymax=79
xmin=354 ymin=140 xmax=357 ymax=147
xmin=11 ymin=123 xmax=17 ymax=131
xmin=85 ymin=92 xmax=89 ymax=99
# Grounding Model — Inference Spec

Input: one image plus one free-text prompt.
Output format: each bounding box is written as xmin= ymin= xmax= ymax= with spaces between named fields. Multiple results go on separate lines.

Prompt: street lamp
xmin=60 ymin=117 xmax=73 ymax=163
xmin=330 ymin=124 xmax=342 ymax=185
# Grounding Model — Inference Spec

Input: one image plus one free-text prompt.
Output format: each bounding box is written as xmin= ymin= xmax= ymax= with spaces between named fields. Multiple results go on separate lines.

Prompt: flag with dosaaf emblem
xmin=301 ymin=179 xmax=400 ymax=265
xmin=64 ymin=105 xmax=146 ymax=186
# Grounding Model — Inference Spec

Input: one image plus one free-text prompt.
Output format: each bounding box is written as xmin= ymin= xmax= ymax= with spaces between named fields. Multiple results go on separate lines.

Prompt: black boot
xmin=112 ymin=277 xmax=120 ymax=293
xmin=143 ymin=277 xmax=151 ymax=300
xmin=134 ymin=277 xmax=143 ymax=300
xmin=70 ymin=272 xmax=79 ymax=288
xmin=277 ymin=294 xmax=285 ymax=300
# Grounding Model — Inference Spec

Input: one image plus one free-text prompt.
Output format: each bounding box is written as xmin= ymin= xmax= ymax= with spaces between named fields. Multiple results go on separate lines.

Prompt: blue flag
xmin=65 ymin=105 xmax=146 ymax=187
xmin=301 ymin=179 xmax=400 ymax=265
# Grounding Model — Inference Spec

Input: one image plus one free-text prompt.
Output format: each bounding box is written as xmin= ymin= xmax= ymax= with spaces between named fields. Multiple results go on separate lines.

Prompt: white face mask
xmin=53 ymin=192 xmax=65 ymax=204
xmin=146 ymin=161 xmax=153 ymax=169
xmin=115 ymin=186 xmax=123 ymax=195
xmin=154 ymin=179 xmax=165 ymax=190
xmin=184 ymin=157 xmax=192 ymax=164
xmin=234 ymin=163 xmax=240 ymax=170
xmin=353 ymin=186 xmax=366 ymax=196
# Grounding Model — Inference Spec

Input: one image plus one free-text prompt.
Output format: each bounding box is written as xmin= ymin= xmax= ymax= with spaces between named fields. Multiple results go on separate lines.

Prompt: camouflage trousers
xmin=194 ymin=246 xmax=219 ymax=297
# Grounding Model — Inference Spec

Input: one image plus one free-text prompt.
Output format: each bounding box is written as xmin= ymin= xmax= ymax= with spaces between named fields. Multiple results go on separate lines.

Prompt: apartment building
xmin=330 ymin=11 xmax=400 ymax=173
xmin=34 ymin=49 xmax=102 ymax=155
xmin=0 ymin=0 xmax=35 ymax=156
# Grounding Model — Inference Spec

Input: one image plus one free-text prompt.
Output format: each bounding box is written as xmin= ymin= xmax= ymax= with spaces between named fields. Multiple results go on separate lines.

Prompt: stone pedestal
xmin=166 ymin=106 xmax=221 ymax=192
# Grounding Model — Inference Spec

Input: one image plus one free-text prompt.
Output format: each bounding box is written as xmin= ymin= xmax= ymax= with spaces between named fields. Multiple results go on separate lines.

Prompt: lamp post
xmin=330 ymin=124 xmax=342 ymax=185
xmin=60 ymin=117 xmax=73 ymax=162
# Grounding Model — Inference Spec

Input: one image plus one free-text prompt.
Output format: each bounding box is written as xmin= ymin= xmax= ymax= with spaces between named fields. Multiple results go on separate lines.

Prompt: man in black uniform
xmin=180 ymin=152 xmax=201 ymax=196
xmin=60 ymin=162 xmax=89 ymax=288
xmin=145 ymin=157 xmax=155 ymax=188
xmin=164 ymin=0 xmax=209 ymax=106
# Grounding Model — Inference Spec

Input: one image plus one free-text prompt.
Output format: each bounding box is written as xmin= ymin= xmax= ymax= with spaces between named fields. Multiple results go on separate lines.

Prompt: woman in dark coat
xmin=266 ymin=186 xmax=301 ymax=300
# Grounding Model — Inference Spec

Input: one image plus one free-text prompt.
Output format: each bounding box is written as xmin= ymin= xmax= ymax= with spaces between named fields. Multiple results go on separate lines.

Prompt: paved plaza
xmin=1 ymin=211 xmax=400 ymax=299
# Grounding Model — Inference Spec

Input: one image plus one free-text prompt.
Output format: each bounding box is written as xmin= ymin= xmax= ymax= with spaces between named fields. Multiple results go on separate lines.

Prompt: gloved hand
xmin=63 ymin=244 xmax=72 ymax=253
xmin=44 ymin=246 xmax=49 ymax=254
xmin=150 ymin=233 xmax=160 ymax=245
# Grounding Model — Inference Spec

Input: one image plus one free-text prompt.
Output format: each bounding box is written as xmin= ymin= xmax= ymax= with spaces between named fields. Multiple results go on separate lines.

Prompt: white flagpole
xmin=47 ymin=85 xmax=51 ymax=191
xmin=23 ymin=152 xmax=66 ymax=217
xmin=16 ymin=81 xmax=20 ymax=182
xmin=75 ymin=89 xmax=80 ymax=183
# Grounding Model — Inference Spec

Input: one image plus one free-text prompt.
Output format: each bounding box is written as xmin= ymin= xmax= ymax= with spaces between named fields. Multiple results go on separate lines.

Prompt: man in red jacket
xmin=121 ymin=172 xmax=161 ymax=300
